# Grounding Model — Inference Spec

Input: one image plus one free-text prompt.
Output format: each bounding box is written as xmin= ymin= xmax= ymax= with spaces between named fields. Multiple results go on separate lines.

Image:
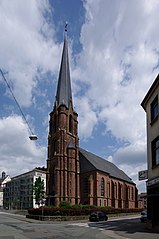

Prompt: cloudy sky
xmin=0 ymin=0 xmax=159 ymax=193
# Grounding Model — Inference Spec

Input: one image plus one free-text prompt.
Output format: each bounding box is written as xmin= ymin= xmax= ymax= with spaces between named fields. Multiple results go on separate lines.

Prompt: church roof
xmin=56 ymin=31 xmax=72 ymax=108
xmin=79 ymin=148 xmax=134 ymax=184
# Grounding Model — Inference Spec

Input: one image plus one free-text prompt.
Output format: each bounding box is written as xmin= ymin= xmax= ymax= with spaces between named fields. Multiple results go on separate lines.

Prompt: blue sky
xmin=0 ymin=0 xmax=159 ymax=193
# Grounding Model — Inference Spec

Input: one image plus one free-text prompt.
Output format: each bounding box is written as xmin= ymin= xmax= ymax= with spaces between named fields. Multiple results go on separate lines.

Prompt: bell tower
xmin=47 ymin=27 xmax=80 ymax=206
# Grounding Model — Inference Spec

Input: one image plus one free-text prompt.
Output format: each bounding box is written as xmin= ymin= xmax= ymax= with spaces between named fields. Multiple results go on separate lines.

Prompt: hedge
xmin=28 ymin=207 xmax=142 ymax=217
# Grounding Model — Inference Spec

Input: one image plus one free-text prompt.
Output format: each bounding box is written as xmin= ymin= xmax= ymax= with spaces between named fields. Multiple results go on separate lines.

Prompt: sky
xmin=0 ymin=0 xmax=159 ymax=193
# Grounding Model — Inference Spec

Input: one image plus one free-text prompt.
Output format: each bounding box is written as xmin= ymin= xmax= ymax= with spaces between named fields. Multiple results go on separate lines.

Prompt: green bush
xmin=28 ymin=206 xmax=142 ymax=217
xmin=59 ymin=200 xmax=71 ymax=208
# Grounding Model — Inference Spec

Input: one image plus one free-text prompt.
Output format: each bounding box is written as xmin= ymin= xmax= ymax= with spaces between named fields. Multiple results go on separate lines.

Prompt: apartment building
xmin=0 ymin=172 xmax=11 ymax=208
xmin=3 ymin=168 xmax=46 ymax=209
xmin=141 ymin=74 xmax=159 ymax=228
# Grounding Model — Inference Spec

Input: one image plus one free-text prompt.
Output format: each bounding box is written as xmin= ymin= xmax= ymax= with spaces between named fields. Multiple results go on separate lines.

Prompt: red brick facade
xmin=47 ymin=101 xmax=80 ymax=206
xmin=80 ymin=171 xmax=137 ymax=208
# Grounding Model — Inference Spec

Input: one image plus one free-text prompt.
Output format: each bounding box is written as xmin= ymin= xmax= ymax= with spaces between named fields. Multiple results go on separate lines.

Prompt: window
xmin=107 ymin=182 xmax=110 ymax=198
xmin=84 ymin=177 xmax=89 ymax=194
xmin=101 ymin=178 xmax=105 ymax=197
xmin=151 ymin=96 xmax=158 ymax=122
xmin=114 ymin=183 xmax=117 ymax=198
xmin=152 ymin=137 xmax=159 ymax=167
xmin=131 ymin=187 xmax=134 ymax=200
xmin=69 ymin=115 xmax=73 ymax=133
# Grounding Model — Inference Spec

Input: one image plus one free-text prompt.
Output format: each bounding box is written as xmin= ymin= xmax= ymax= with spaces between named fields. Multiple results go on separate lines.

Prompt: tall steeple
xmin=56 ymin=25 xmax=72 ymax=108
xmin=47 ymin=26 xmax=80 ymax=207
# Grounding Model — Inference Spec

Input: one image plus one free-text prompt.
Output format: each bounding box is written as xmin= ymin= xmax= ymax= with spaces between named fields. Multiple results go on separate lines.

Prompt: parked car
xmin=89 ymin=211 xmax=108 ymax=222
xmin=140 ymin=209 xmax=147 ymax=222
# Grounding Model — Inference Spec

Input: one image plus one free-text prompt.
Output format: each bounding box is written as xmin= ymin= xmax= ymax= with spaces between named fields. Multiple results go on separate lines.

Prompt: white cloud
xmin=0 ymin=0 xmax=60 ymax=107
xmin=75 ymin=97 xmax=98 ymax=140
xmin=75 ymin=0 xmax=159 ymax=191
xmin=113 ymin=142 xmax=147 ymax=166
xmin=0 ymin=115 xmax=46 ymax=176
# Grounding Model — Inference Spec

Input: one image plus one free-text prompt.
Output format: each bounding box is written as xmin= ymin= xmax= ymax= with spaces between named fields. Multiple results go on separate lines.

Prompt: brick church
xmin=46 ymin=30 xmax=138 ymax=208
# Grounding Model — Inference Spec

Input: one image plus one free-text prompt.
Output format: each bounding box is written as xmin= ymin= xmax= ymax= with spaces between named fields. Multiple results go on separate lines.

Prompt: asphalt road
xmin=0 ymin=211 xmax=158 ymax=239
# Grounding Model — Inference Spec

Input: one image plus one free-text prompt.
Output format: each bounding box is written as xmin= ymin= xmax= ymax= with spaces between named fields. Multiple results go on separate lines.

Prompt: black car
xmin=140 ymin=209 xmax=147 ymax=223
xmin=89 ymin=211 xmax=108 ymax=222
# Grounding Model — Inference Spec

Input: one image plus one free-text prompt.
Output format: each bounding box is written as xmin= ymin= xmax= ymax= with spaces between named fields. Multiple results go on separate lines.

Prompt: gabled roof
xmin=56 ymin=32 xmax=72 ymax=108
xmin=79 ymin=148 xmax=134 ymax=184
xmin=141 ymin=74 xmax=159 ymax=111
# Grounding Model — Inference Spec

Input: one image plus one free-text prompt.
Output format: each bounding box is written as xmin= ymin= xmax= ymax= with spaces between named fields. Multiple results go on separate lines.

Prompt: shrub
xmin=28 ymin=206 xmax=142 ymax=217
xmin=59 ymin=200 xmax=71 ymax=208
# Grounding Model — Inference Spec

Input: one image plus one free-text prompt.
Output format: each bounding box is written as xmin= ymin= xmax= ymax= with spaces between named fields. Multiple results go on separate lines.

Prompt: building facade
xmin=79 ymin=148 xmax=137 ymax=208
xmin=3 ymin=168 xmax=46 ymax=209
xmin=138 ymin=193 xmax=147 ymax=209
xmin=46 ymin=30 xmax=138 ymax=208
xmin=141 ymin=74 xmax=159 ymax=228
xmin=0 ymin=172 xmax=11 ymax=208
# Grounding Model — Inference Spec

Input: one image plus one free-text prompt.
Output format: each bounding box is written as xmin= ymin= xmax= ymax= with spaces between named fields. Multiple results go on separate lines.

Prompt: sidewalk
xmin=102 ymin=217 xmax=159 ymax=239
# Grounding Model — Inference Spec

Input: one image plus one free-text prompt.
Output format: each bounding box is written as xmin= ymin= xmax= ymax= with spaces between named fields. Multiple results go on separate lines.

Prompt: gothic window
xmin=101 ymin=178 xmax=105 ymax=197
xmin=118 ymin=183 xmax=122 ymax=199
xmin=53 ymin=140 xmax=57 ymax=155
xmin=111 ymin=181 xmax=115 ymax=199
xmin=53 ymin=114 xmax=57 ymax=133
xmin=114 ymin=183 xmax=117 ymax=198
xmin=131 ymin=187 xmax=134 ymax=200
xmin=84 ymin=177 xmax=89 ymax=194
xmin=74 ymin=122 xmax=77 ymax=135
xmin=107 ymin=182 xmax=110 ymax=198
xmin=69 ymin=114 xmax=73 ymax=133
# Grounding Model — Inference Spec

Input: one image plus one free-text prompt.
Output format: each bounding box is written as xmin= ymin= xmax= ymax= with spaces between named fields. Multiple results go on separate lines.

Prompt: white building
xmin=0 ymin=172 xmax=11 ymax=208
xmin=3 ymin=168 xmax=46 ymax=209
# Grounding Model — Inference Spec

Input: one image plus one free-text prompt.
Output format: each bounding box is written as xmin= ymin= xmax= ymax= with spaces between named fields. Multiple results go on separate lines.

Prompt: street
xmin=0 ymin=211 xmax=158 ymax=239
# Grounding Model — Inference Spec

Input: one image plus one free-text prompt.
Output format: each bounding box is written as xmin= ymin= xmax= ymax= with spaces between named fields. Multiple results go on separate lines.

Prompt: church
xmin=46 ymin=29 xmax=138 ymax=208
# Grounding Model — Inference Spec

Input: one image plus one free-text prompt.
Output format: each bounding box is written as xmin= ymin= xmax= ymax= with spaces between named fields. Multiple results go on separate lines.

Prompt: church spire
xmin=56 ymin=24 xmax=72 ymax=108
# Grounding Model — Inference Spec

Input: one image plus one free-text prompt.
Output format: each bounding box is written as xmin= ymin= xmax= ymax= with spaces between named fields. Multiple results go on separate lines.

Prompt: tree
xmin=33 ymin=176 xmax=45 ymax=206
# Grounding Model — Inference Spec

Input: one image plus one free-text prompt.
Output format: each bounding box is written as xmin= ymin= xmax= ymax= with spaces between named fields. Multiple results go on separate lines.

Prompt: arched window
xmin=69 ymin=114 xmax=73 ymax=133
xmin=131 ymin=187 xmax=134 ymax=200
xmin=84 ymin=177 xmax=89 ymax=194
xmin=101 ymin=178 xmax=105 ymax=197
xmin=53 ymin=114 xmax=57 ymax=133
xmin=107 ymin=182 xmax=110 ymax=198
xmin=114 ymin=183 xmax=117 ymax=198
xmin=53 ymin=139 xmax=58 ymax=155
xmin=118 ymin=183 xmax=122 ymax=199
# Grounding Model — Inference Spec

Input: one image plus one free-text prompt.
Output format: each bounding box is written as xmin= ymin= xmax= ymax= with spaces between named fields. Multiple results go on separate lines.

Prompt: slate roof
xmin=79 ymin=148 xmax=134 ymax=184
xmin=56 ymin=32 xmax=72 ymax=108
